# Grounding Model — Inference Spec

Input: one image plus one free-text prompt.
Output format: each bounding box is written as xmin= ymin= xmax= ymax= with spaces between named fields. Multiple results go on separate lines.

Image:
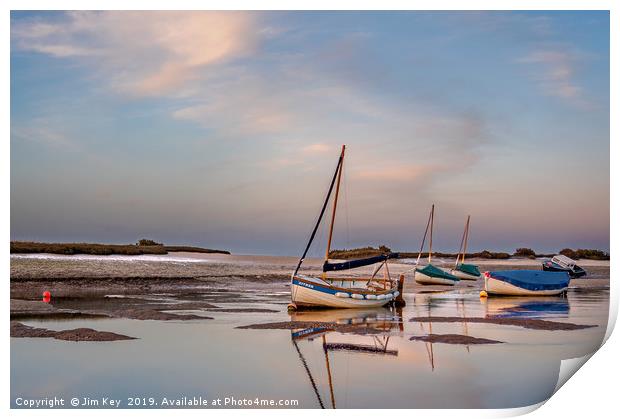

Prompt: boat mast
xmin=292 ymin=145 xmax=345 ymax=278
xmin=462 ymin=215 xmax=470 ymax=264
xmin=428 ymin=204 xmax=434 ymax=263
xmin=323 ymin=145 xmax=346 ymax=279
xmin=416 ymin=204 xmax=433 ymax=266
xmin=455 ymin=215 xmax=469 ymax=269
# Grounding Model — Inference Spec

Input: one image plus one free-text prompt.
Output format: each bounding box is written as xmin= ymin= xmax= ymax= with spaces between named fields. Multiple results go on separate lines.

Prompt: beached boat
xmin=483 ymin=270 xmax=569 ymax=296
xmin=542 ymin=255 xmax=587 ymax=278
xmin=289 ymin=145 xmax=402 ymax=310
xmin=414 ymin=205 xmax=459 ymax=286
xmin=449 ymin=216 xmax=481 ymax=280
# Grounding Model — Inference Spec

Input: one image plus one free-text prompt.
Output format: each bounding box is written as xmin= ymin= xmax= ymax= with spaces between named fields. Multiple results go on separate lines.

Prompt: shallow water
xmin=11 ymin=285 xmax=609 ymax=409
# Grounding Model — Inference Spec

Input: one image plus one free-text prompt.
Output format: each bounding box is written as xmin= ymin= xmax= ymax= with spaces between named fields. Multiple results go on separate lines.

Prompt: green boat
xmin=414 ymin=205 xmax=460 ymax=286
xmin=450 ymin=216 xmax=481 ymax=280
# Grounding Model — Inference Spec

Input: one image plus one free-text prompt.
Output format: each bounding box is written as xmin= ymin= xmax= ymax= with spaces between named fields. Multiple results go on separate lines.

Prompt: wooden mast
xmin=323 ymin=145 xmax=345 ymax=279
xmin=416 ymin=205 xmax=433 ymax=266
xmin=293 ymin=145 xmax=345 ymax=278
xmin=461 ymin=215 xmax=470 ymax=264
xmin=428 ymin=204 xmax=434 ymax=264
xmin=455 ymin=215 xmax=469 ymax=269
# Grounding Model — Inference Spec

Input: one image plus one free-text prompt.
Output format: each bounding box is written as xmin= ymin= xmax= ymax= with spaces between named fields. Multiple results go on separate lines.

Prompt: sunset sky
xmin=10 ymin=11 xmax=609 ymax=255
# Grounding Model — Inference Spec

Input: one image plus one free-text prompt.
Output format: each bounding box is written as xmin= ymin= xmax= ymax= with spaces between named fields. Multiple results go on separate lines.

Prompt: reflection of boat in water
xmin=290 ymin=145 xmax=402 ymax=309
xmin=483 ymin=296 xmax=569 ymax=319
xmin=414 ymin=205 xmax=460 ymax=286
xmin=290 ymin=307 xmax=402 ymax=408
xmin=412 ymin=294 xmax=479 ymax=368
xmin=449 ymin=216 xmax=481 ymax=280
xmin=411 ymin=294 xmax=441 ymax=370
xmin=484 ymin=270 xmax=569 ymax=296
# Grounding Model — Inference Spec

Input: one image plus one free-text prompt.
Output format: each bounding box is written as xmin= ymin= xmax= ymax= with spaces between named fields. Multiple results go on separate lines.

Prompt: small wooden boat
xmin=483 ymin=270 xmax=569 ymax=296
xmin=414 ymin=205 xmax=459 ymax=285
xmin=290 ymin=145 xmax=402 ymax=309
xmin=542 ymin=255 xmax=587 ymax=278
xmin=449 ymin=215 xmax=481 ymax=280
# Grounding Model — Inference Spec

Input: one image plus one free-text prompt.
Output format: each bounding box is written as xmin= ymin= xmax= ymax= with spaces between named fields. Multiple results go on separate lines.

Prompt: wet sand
xmin=409 ymin=334 xmax=503 ymax=344
xmin=238 ymin=320 xmax=393 ymax=335
xmin=409 ymin=316 xmax=595 ymax=331
xmin=10 ymin=253 xmax=609 ymax=336
xmin=11 ymin=321 xmax=135 ymax=341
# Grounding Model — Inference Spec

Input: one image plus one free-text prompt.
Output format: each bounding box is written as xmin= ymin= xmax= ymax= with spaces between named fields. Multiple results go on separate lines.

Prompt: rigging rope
xmin=293 ymin=152 xmax=343 ymax=277
xmin=416 ymin=206 xmax=434 ymax=266
xmin=292 ymin=339 xmax=325 ymax=409
xmin=455 ymin=218 xmax=467 ymax=269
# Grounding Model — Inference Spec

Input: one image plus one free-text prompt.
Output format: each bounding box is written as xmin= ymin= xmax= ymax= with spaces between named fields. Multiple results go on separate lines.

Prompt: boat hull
xmin=415 ymin=271 xmax=458 ymax=286
xmin=542 ymin=263 xmax=587 ymax=278
xmin=291 ymin=277 xmax=396 ymax=308
xmin=485 ymin=276 xmax=567 ymax=296
xmin=450 ymin=269 xmax=480 ymax=281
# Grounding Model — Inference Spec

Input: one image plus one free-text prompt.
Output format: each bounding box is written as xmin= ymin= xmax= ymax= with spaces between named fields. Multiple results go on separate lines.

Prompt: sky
xmin=10 ymin=11 xmax=610 ymax=256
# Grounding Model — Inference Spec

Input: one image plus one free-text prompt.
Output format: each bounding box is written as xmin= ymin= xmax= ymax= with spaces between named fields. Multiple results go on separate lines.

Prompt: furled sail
xmin=322 ymin=253 xmax=399 ymax=272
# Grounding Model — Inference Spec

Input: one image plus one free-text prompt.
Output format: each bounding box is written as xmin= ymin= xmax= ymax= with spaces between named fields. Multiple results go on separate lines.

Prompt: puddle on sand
xmin=11 ymin=288 xmax=608 ymax=408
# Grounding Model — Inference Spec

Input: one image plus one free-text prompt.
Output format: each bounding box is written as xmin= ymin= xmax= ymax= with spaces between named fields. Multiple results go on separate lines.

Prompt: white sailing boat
xmin=289 ymin=145 xmax=403 ymax=310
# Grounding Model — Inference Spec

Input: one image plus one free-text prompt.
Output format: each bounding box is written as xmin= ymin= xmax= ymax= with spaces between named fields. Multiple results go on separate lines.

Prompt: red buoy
xmin=42 ymin=290 xmax=51 ymax=303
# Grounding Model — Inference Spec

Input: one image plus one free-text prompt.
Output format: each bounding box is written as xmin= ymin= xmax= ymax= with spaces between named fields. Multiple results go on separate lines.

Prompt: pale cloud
xmin=302 ymin=143 xmax=332 ymax=154
xmin=11 ymin=117 xmax=74 ymax=148
xmin=173 ymin=96 xmax=292 ymax=135
xmin=353 ymin=164 xmax=441 ymax=182
xmin=518 ymin=48 xmax=588 ymax=106
xmin=12 ymin=11 xmax=258 ymax=96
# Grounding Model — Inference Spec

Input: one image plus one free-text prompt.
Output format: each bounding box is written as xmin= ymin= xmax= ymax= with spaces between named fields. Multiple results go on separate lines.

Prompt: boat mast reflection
xmin=290 ymin=307 xmax=402 ymax=408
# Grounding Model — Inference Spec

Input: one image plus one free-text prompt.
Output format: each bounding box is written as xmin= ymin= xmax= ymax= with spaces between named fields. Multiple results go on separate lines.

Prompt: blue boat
xmin=484 ymin=270 xmax=570 ymax=296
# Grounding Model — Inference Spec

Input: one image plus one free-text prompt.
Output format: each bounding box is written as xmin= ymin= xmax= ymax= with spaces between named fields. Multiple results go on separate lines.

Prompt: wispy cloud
xmin=11 ymin=11 xmax=492 ymax=186
xmin=11 ymin=117 xmax=74 ymax=148
xmin=12 ymin=11 xmax=258 ymax=96
xmin=518 ymin=48 xmax=589 ymax=107
xmin=353 ymin=164 xmax=441 ymax=182
xmin=302 ymin=143 xmax=332 ymax=154
xmin=10 ymin=11 xmax=608 ymax=252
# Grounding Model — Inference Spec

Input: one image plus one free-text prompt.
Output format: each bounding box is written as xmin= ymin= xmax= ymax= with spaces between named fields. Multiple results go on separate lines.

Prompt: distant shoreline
xmin=9 ymin=242 xmax=609 ymax=261
xmin=10 ymin=241 xmax=230 ymax=256
xmin=328 ymin=246 xmax=609 ymax=261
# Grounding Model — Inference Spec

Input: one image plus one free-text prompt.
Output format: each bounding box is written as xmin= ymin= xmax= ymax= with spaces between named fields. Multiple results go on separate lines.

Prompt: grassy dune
xmin=10 ymin=241 xmax=229 ymax=256
xmin=163 ymin=245 xmax=230 ymax=255
xmin=328 ymin=246 xmax=609 ymax=260
xmin=328 ymin=246 xmax=512 ymax=260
